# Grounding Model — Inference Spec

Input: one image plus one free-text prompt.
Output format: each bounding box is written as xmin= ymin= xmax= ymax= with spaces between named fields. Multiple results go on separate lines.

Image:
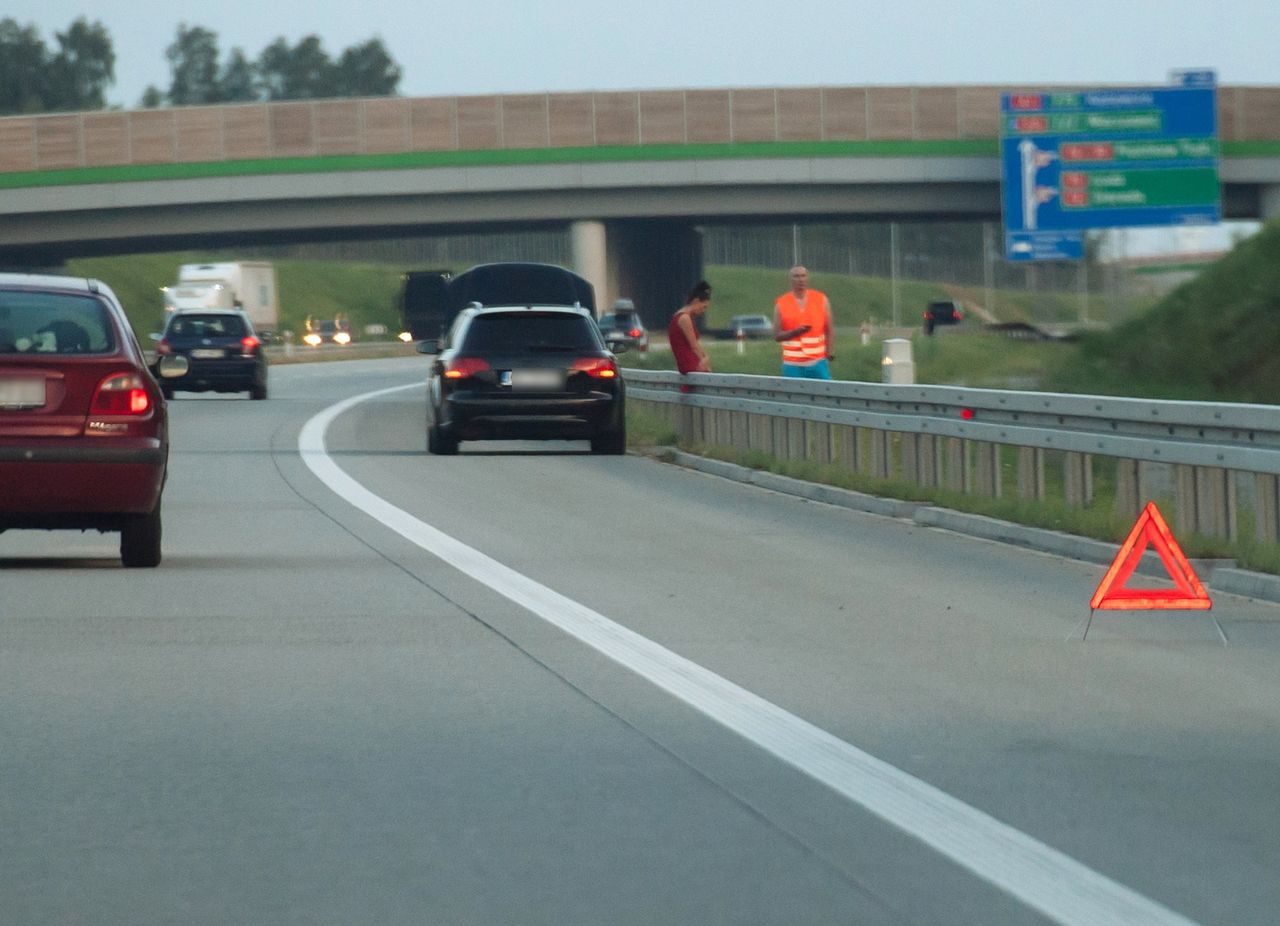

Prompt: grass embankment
xmin=1042 ymin=220 xmax=1280 ymax=403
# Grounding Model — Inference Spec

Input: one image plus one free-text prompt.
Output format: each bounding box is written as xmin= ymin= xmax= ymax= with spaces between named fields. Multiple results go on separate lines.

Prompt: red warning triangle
xmin=1090 ymin=502 xmax=1211 ymax=610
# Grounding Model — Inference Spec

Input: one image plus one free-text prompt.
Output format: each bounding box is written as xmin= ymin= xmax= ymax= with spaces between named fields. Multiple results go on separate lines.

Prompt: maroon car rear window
xmin=0 ymin=291 xmax=116 ymax=355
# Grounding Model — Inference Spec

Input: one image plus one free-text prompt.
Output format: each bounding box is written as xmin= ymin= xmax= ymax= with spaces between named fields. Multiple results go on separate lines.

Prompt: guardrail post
xmin=919 ymin=434 xmax=941 ymax=488
xmin=787 ymin=419 xmax=805 ymax=461
xmin=870 ymin=429 xmax=892 ymax=479
xmin=731 ymin=411 xmax=749 ymax=453
xmin=901 ymin=434 xmax=921 ymax=485
xmin=750 ymin=413 xmax=772 ymax=455
xmin=972 ymin=441 xmax=1002 ymax=497
xmin=1064 ymin=453 xmax=1093 ymax=507
xmin=1017 ymin=447 xmax=1046 ymax=501
xmin=1114 ymin=459 xmax=1142 ymax=519
xmin=1175 ymin=465 xmax=1237 ymax=540
xmin=945 ymin=438 xmax=966 ymax=492
xmin=837 ymin=425 xmax=859 ymax=473
xmin=714 ymin=406 xmax=731 ymax=448
xmin=1257 ymin=474 xmax=1280 ymax=544
xmin=811 ymin=422 xmax=834 ymax=466
xmin=771 ymin=416 xmax=788 ymax=460
xmin=677 ymin=400 xmax=695 ymax=444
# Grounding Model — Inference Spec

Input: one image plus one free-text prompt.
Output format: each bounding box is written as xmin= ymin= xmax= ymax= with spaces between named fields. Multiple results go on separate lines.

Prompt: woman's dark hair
xmin=687 ymin=280 xmax=712 ymax=302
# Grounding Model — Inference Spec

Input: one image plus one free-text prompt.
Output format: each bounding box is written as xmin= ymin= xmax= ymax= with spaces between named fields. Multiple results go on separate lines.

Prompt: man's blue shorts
xmin=782 ymin=359 xmax=832 ymax=380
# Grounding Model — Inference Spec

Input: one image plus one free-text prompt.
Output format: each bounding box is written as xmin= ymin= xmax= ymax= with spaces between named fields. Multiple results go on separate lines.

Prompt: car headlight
xmin=303 ymin=333 xmax=322 ymax=347
xmin=334 ymin=331 xmax=351 ymax=345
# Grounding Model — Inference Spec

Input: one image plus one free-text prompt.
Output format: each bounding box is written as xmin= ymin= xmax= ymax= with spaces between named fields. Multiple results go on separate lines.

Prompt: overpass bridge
xmin=1 ymin=84 xmax=1278 ymax=312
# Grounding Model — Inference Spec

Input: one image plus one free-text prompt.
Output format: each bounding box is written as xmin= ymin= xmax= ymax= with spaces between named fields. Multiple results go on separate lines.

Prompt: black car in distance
xmin=152 ymin=309 xmax=269 ymax=399
xmin=421 ymin=304 xmax=626 ymax=455
xmin=596 ymin=298 xmax=648 ymax=353
xmin=923 ymin=300 xmax=964 ymax=335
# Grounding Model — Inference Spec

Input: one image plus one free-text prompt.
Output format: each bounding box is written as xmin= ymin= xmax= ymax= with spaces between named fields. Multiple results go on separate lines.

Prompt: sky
xmin=7 ymin=0 xmax=1276 ymax=110
xmin=5 ymin=0 xmax=1275 ymax=253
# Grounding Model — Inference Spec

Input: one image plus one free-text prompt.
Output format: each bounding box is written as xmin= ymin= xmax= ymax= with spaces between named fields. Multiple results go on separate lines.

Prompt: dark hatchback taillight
xmin=444 ymin=357 xmax=491 ymax=379
xmin=571 ymin=357 xmax=618 ymax=379
xmin=155 ymin=338 xmax=173 ymax=356
xmin=239 ymin=335 xmax=261 ymax=357
xmin=91 ymin=372 xmax=152 ymax=416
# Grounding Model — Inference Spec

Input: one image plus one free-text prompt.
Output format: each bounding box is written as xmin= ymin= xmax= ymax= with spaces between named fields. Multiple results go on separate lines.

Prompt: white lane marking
xmin=300 ymin=384 xmax=1200 ymax=926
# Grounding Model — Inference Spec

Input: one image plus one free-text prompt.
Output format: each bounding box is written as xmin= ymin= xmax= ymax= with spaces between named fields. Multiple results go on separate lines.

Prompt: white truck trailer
xmin=162 ymin=262 xmax=280 ymax=336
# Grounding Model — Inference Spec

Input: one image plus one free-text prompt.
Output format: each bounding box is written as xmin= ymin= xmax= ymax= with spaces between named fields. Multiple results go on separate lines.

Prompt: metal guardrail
xmin=624 ymin=369 xmax=1280 ymax=545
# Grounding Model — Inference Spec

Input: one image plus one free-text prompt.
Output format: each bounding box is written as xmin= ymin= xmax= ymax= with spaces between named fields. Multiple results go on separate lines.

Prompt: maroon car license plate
xmin=0 ymin=377 xmax=45 ymax=408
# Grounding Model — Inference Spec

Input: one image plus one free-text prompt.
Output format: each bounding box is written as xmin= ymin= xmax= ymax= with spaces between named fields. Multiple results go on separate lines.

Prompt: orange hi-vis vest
xmin=775 ymin=290 xmax=830 ymax=364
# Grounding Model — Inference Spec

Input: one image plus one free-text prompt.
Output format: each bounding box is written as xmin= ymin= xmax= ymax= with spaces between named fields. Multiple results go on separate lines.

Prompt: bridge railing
xmin=625 ymin=369 xmax=1280 ymax=544
xmin=2 ymin=85 xmax=1277 ymax=178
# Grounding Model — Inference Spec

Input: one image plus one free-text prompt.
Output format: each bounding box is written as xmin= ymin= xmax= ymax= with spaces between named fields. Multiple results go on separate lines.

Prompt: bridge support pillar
xmin=1261 ymin=184 xmax=1280 ymax=221
xmin=570 ymin=220 xmax=608 ymax=310
xmin=570 ymin=219 xmax=704 ymax=325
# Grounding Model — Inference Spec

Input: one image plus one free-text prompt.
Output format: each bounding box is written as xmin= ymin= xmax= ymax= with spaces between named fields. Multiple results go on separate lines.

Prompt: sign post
xmin=1000 ymin=76 xmax=1220 ymax=262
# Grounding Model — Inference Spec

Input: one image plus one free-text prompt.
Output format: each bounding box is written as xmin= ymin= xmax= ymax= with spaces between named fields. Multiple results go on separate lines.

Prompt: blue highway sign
xmin=1000 ymin=79 xmax=1220 ymax=260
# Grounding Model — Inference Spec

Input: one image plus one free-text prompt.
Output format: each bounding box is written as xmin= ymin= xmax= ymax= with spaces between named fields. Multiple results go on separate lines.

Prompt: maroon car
xmin=0 ymin=273 xmax=180 ymax=567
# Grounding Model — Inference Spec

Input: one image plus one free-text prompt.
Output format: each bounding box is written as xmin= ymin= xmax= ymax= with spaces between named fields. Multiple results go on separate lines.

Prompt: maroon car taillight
xmin=91 ymin=372 xmax=152 ymax=416
xmin=571 ymin=357 xmax=618 ymax=379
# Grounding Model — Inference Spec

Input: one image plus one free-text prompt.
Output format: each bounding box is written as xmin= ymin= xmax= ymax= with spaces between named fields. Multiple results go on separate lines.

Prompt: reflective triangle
xmin=1090 ymin=502 xmax=1211 ymax=611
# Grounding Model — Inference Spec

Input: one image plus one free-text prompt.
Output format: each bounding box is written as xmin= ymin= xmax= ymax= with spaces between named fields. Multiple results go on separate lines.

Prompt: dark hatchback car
xmin=152 ymin=309 xmax=268 ymax=399
xmin=0 ymin=272 xmax=177 ymax=567
xmin=923 ymin=300 xmax=964 ymax=335
xmin=421 ymin=305 xmax=626 ymax=455
xmin=596 ymin=299 xmax=648 ymax=353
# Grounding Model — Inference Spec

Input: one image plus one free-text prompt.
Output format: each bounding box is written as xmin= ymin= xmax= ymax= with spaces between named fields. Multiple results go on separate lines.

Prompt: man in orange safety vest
xmin=773 ymin=265 xmax=834 ymax=379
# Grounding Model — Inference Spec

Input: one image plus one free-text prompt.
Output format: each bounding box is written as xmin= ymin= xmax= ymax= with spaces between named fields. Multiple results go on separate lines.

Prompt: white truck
xmin=162 ymin=262 xmax=279 ymax=336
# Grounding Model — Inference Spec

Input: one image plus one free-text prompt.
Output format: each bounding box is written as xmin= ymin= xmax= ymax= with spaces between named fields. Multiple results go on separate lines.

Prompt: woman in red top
xmin=668 ymin=280 xmax=712 ymax=375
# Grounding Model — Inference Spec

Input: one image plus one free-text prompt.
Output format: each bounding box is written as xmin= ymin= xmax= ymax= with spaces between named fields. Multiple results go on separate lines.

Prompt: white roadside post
xmin=881 ymin=338 xmax=914 ymax=385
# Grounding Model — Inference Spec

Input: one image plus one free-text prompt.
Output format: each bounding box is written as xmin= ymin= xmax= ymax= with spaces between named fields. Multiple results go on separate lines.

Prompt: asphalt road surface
xmin=2 ymin=357 xmax=1278 ymax=926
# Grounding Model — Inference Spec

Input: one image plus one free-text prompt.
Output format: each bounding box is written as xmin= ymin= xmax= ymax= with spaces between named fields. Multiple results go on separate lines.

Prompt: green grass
xmin=1042 ymin=217 xmax=1280 ymax=404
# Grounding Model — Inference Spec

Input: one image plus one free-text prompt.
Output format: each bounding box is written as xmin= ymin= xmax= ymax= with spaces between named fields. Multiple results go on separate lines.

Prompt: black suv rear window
xmin=461 ymin=313 xmax=601 ymax=353
xmin=167 ymin=314 xmax=247 ymax=338
xmin=0 ymin=291 xmax=116 ymax=355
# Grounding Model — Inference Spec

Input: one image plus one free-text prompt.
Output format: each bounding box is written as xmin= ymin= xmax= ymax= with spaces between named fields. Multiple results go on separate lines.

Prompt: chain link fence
xmin=263 ymin=223 xmax=1156 ymax=329
xmin=701 ymin=223 xmax=1154 ymax=329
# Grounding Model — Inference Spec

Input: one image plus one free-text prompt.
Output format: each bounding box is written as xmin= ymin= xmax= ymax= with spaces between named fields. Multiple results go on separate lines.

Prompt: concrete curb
xmin=661 ymin=450 xmax=1280 ymax=605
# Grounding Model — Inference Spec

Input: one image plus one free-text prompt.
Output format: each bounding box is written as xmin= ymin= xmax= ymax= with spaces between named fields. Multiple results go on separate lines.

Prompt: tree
xmin=166 ymin=23 xmax=221 ymax=105
xmin=333 ymin=38 xmax=400 ymax=97
xmin=217 ymin=48 xmax=257 ymax=102
xmin=45 ymin=18 xmax=115 ymax=111
xmin=0 ymin=18 xmax=48 ymax=114
xmin=257 ymin=35 xmax=336 ymax=101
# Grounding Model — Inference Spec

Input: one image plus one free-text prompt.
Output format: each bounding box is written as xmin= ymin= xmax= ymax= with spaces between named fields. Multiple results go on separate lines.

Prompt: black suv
xmin=923 ymin=300 xmax=963 ymax=335
xmin=421 ymin=305 xmax=625 ymax=455
xmin=152 ymin=309 xmax=269 ymax=399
